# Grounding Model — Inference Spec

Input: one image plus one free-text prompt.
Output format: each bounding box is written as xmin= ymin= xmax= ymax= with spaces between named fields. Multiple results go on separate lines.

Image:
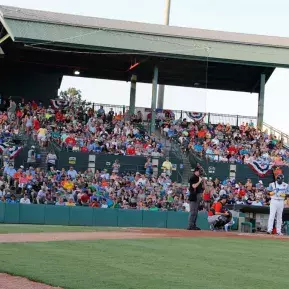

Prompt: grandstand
xmin=1 ymin=5 xmax=289 ymax=210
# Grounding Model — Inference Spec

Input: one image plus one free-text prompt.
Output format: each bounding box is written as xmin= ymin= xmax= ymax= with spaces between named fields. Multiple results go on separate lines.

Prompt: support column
xmin=129 ymin=75 xmax=137 ymax=115
xmin=257 ymin=74 xmax=265 ymax=130
xmin=150 ymin=66 xmax=159 ymax=134
xmin=157 ymin=0 xmax=171 ymax=109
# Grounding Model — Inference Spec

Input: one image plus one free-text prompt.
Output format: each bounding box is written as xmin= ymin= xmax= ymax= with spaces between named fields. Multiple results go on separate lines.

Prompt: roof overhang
xmin=1 ymin=5 xmax=288 ymax=93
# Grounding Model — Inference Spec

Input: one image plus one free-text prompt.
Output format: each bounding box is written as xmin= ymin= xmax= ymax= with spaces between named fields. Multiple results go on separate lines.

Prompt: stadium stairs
xmin=154 ymin=127 xmax=191 ymax=185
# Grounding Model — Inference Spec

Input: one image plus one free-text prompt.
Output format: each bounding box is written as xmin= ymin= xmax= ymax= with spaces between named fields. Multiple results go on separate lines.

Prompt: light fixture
xmin=74 ymin=70 xmax=80 ymax=75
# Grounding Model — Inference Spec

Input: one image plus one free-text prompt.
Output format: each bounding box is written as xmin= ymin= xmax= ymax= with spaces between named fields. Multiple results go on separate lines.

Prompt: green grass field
xmin=0 ymin=232 xmax=288 ymax=289
xmin=0 ymin=224 xmax=121 ymax=234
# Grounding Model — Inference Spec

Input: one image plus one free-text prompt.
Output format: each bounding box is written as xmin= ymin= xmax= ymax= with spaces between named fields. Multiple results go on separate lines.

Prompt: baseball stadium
xmin=1 ymin=3 xmax=289 ymax=289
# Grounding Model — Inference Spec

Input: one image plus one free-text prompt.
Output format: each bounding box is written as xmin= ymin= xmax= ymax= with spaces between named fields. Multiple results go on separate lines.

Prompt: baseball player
xmin=267 ymin=174 xmax=289 ymax=235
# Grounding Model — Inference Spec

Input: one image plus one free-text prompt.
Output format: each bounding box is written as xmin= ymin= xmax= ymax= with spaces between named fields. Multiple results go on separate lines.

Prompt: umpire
xmin=187 ymin=167 xmax=204 ymax=230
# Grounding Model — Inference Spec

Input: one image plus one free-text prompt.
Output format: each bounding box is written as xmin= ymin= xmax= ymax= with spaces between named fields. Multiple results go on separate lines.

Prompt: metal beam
xmin=129 ymin=75 xmax=137 ymax=115
xmin=150 ymin=66 xmax=159 ymax=133
xmin=257 ymin=74 xmax=265 ymax=129
xmin=157 ymin=0 xmax=171 ymax=109
xmin=0 ymin=33 xmax=9 ymax=44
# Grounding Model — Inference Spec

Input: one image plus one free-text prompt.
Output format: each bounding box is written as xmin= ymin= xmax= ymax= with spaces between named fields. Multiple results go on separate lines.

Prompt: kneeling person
xmin=208 ymin=196 xmax=231 ymax=230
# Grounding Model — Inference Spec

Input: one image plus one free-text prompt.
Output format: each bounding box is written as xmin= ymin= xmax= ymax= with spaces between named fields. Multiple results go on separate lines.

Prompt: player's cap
xmin=276 ymin=174 xmax=284 ymax=181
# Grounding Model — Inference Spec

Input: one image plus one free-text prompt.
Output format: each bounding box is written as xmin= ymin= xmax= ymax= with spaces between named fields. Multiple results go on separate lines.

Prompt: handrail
xmin=263 ymin=122 xmax=289 ymax=138
xmin=91 ymin=102 xmax=257 ymax=120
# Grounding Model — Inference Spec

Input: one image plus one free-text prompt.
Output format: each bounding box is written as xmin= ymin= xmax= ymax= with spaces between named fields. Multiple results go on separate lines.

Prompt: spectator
xmin=46 ymin=151 xmax=57 ymax=170
xmin=112 ymin=159 xmax=120 ymax=174
xmin=161 ymin=157 xmax=173 ymax=176
xmin=65 ymin=197 xmax=75 ymax=207
xmin=20 ymin=194 xmax=31 ymax=204
xmin=67 ymin=167 xmax=78 ymax=180
xmin=27 ymin=146 xmax=36 ymax=167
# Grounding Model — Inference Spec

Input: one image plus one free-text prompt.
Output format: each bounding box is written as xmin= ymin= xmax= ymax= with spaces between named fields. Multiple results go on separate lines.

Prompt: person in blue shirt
xmin=4 ymin=164 xmax=16 ymax=186
xmin=67 ymin=167 xmax=78 ymax=180
xmin=7 ymin=194 xmax=18 ymax=204
xmin=239 ymin=148 xmax=249 ymax=155
xmin=194 ymin=143 xmax=203 ymax=153
xmin=87 ymin=141 xmax=96 ymax=152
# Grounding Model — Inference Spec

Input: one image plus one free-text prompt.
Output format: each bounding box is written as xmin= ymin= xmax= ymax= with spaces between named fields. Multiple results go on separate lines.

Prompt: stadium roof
xmin=1 ymin=5 xmax=289 ymax=93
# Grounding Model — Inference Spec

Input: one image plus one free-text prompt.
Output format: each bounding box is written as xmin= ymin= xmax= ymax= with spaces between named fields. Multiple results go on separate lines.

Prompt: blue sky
xmin=2 ymin=0 xmax=289 ymax=133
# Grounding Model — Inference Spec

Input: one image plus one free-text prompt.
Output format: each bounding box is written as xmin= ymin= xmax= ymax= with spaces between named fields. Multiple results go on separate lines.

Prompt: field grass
xmin=0 ymin=237 xmax=288 ymax=289
xmin=0 ymin=224 xmax=121 ymax=234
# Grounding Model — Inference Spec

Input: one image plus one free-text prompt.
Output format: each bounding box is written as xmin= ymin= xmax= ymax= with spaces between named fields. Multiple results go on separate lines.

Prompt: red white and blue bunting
xmin=50 ymin=99 xmax=72 ymax=109
xmin=0 ymin=144 xmax=22 ymax=159
xmin=248 ymin=160 xmax=273 ymax=177
xmin=186 ymin=112 xmax=206 ymax=122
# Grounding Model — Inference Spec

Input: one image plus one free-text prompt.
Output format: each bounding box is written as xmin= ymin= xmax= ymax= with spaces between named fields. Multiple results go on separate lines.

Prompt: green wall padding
xmin=69 ymin=206 xmax=93 ymax=226
xmin=93 ymin=208 xmax=118 ymax=227
xmin=142 ymin=211 xmax=167 ymax=228
xmin=196 ymin=211 xmax=210 ymax=230
xmin=166 ymin=211 xmax=189 ymax=229
xmin=4 ymin=203 xmax=20 ymax=224
xmin=117 ymin=210 xmax=143 ymax=227
xmin=0 ymin=202 xmax=5 ymax=223
xmin=45 ymin=205 xmax=70 ymax=225
xmin=19 ymin=204 xmax=45 ymax=224
xmin=231 ymin=217 xmax=239 ymax=230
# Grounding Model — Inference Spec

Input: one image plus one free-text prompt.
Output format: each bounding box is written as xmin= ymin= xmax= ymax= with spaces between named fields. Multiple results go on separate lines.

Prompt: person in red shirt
xmin=65 ymin=135 xmax=76 ymax=147
xmin=207 ymin=196 xmax=231 ymax=230
xmin=238 ymin=186 xmax=246 ymax=197
xmin=228 ymin=145 xmax=238 ymax=155
xmin=55 ymin=111 xmax=64 ymax=122
xmin=89 ymin=199 xmax=99 ymax=208
xmin=81 ymin=146 xmax=88 ymax=152
xmin=31 ymin=101 xmax=38 ymax=110
xmin=33 ymin=116 xmax=40 ymax=131
xmin=126 ymin=145 xmax=136 ymax=155
xmin=80 ymin=193 xmax=90 ymax=205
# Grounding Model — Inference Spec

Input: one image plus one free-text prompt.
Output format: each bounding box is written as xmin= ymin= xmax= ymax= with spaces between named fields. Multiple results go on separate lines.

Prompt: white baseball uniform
xmin=267 ymin=181 xmax=289 ymax=234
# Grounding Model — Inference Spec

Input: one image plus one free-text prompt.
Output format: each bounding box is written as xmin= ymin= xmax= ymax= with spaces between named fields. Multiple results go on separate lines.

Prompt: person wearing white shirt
xmin=20 ymin=195 xmax=31 ymax=204
xmin=251 ymin=200 xmax=262 ymax=206
xmin=211 ymin=136 xmax=219 ymax=146
xmin=267 ymin=174 xmax=289 ymax=235
xmin=183 ymin=201 xmax=190 ymax=212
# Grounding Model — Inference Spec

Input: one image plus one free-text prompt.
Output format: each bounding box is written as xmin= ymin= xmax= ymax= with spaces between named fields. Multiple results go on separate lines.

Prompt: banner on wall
xmin=0 ymin=144 xmax=23 ymax=159
xmin=248 ymin=159 xmax=273 ymax=177
xmin=186 ymin=112 xmax=206 ymax=122
xmin=50 ymin=99 xmax=73 ymax=109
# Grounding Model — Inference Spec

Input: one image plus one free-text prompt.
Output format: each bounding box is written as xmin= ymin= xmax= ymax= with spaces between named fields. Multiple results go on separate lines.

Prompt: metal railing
xmin=263 ymin=122 xmax=289 ymax=147
xmin=88 ymin=102 xmax=257 ymax=127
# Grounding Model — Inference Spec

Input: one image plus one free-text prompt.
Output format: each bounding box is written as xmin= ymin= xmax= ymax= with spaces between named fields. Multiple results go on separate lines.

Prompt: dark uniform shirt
xmin=188 ymin=174 xmax=203 ymax=201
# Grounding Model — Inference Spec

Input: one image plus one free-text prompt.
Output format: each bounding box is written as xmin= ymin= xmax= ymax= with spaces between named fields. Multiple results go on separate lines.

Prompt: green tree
xmin=59 ymin=88 xmax=82 ymax=104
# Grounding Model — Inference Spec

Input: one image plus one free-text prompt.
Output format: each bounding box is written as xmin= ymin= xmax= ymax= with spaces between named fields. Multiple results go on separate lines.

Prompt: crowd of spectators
xmin=159 ymin=115 xmax=288 ymax=166
xmin=0 ymin=162 xmax=191 ymax=211
xmin=0 ymin=98 xmax=287 ymax=212
xmin=200 ymin=176 xmax=289 ymax=210
xmin=0 ymin=160 xmax=285 ymax=210
xmin=5 ymin=99 xmax=163 ymax=157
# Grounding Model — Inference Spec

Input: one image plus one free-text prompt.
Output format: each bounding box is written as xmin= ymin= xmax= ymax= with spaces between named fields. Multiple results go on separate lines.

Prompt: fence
xmin=90 ymin=102 xmax=257 ymax=127
xmin=0 ymin=203 xmax=210 ymax=229
xmin=263 ymin=122 xmax=289 ymax=147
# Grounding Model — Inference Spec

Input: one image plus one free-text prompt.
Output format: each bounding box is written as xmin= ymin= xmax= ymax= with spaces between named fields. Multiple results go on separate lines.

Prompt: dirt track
xmin=0 ymin=228 xmax=288 ymax=243
xmin=0 ymin=273 xmax=63 ymax=289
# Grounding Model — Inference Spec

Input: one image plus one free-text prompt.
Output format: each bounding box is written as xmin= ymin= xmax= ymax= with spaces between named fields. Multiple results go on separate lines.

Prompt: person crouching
xmin=207 ymin=195 xmax=231 ymax=231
